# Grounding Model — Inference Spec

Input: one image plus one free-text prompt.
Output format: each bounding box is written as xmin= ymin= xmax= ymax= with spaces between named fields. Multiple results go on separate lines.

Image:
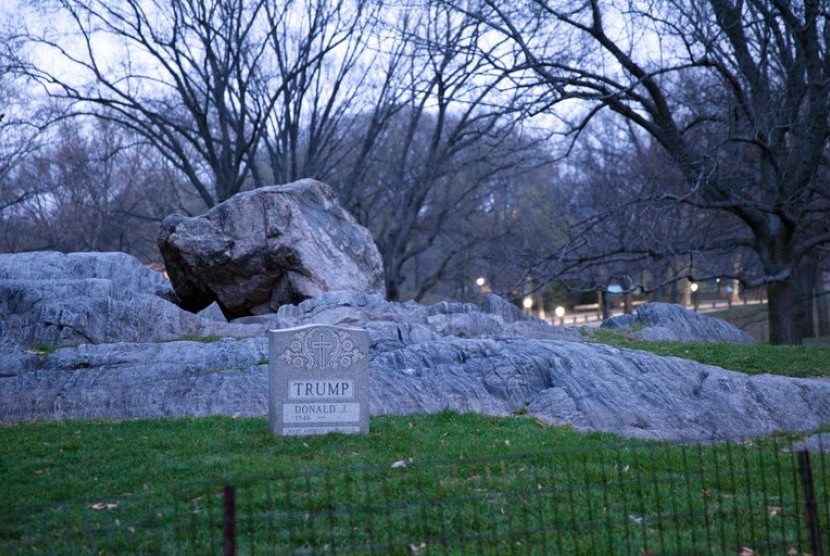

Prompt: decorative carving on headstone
xmin=277 ymin=327 xmax=366 ymax=370
xmin=269 ymin=324 xmax=370 ymax=436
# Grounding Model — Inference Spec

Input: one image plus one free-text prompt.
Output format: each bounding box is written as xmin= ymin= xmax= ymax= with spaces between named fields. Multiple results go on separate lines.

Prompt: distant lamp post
xmin=522 ymin=296 xmax=533 ymax=315
xmin=607 ymin=282 xmax=624 ymax=294
xmin=690 ymin=282 xmax=700 ymax=312
xmin=554 ymin=305 xmax=566 ymax=326
xmin=475 ymin=276 xmax=490 ymax=297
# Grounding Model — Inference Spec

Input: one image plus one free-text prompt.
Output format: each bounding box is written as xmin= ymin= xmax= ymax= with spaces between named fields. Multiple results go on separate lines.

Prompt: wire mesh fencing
xmin=4 ymin=435 xmax=828 ymax=555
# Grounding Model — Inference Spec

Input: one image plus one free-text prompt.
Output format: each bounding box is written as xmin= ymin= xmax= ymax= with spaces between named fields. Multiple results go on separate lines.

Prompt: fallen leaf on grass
xmin=767 ymin=506 xmax=782 ymax=517
xmin=409 ymin=542 xmax=427 ymax=553
xmin=90 ymin=502 xmax=118 ymax=511
xmin=739 ymin=547 xmax=756 ymax=556
xmin=391 ymin=460 xmax=407 ymax=468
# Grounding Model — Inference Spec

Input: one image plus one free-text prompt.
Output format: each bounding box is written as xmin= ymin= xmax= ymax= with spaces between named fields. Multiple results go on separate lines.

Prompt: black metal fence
xmin=4 ymin=436 xmax=828 ymax=555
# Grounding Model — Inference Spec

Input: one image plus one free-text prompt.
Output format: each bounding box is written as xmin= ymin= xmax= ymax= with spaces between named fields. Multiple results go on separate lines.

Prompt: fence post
xmin=796 ymin=450 xmax=824 ymax=556
xmin=223 ymin=485 xmax=236 ymax=556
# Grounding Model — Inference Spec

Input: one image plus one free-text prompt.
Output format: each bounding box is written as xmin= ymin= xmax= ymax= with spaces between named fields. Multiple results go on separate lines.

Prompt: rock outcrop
xmin=0 ymin=335 xmax=39 ymax=378
xmin=0 ymin=251 xmax=177 ymax=301
xmin=0 ymin=252 xmax=265 ymax=346
xmin=158 ymin=179 xmax=385 ymax=319
xmin=371 ymin=337 xmax=830 ymax=442
xmin=602 ymin=302 xmax=755 ymax=344
xmin=1 ymin=277 xmax=828 ymax=442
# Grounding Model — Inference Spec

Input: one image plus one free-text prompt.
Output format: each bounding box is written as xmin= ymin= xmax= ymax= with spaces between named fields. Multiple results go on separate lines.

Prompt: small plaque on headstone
xmin=268 ymin=324 xmax=370 ymax=436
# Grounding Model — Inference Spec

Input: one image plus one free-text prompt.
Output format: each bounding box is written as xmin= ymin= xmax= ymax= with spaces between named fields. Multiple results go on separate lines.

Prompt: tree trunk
xmin=386 ymin=275 xmax=401 ymax=302
xmin=599 ymin=290 xmax=611 ymax=320
xmin=654 ymin=283 xmax=665 ymax=303
xmin=817 ymin=265 xmax=830 ymax=337
xmin=384 ymin=249 xmax=404 ymax=302
xmin=767 ymin=280 xmax=802 ymax=345
xmin=668 ymin=278 xmax=679 ymax=304
xmin=730 ymin=279 xmax=741 ymax=305
xmin=796 ymin=262 xmax=816 ymax=339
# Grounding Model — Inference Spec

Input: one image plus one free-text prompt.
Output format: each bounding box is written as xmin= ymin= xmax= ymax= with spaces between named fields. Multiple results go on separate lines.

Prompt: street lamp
xmin=475 ymin=277 xmax=486 ymax=287
xmin=522 ymin=296 xmax=533 ymax=315
xmin=690 ymin=282 xmax=700 ymax=312
xmin=554 ymin=305 xmax=566 ymax=326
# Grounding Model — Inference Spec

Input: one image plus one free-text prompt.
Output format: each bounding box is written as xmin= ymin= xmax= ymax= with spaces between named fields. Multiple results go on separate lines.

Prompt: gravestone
xmin=268 ymin=324 xmax=370 ymax=436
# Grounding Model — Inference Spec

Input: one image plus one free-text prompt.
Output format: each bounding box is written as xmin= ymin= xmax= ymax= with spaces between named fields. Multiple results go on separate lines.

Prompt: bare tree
xmin=13 ymin=0 xmax=353 ymax=208
xmin=250 ymin=0 xmax=382 ymax=186
xmin=330 ymin=1 xmax=544 ymax=301
xmin=0 ymin=35 xmax=50 ymax=215
xmin=2 ymin=116 xmax=186 ymax=258
xmin=459 ymin=0 xmax=830 ymax=343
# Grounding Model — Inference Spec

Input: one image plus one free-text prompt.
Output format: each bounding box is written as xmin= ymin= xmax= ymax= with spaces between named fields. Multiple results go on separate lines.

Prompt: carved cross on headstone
xmin=309 ymin=329 xmax=335 ymax=368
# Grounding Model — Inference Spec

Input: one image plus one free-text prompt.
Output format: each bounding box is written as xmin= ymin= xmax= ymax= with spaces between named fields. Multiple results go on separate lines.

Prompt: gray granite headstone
xmin=268 ymin=324 xmax=370 ymax=436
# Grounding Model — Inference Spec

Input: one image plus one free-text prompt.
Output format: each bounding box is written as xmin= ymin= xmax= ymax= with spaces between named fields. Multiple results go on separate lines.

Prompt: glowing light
xmin=522 ymin=296 xmax=533 ymax=309
xmin=475 ymin=277 xmax=486 ymax=287
xmin=554 ymin=306 xmax=566 ymax=318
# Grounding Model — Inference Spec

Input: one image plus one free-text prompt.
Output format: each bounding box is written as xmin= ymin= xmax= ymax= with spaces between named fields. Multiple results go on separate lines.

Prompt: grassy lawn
xmin=591 ymin=328 xmax=830 ymax=378
xmin=1 ymin=414 xmax=620 ymax=553
xmin=2 ymin=412 xmax=828 ymax=554
xmin=1 ymin=412 xmax=612 ymax=509
xmin=590 ymin=303 xmax=830 ymax=379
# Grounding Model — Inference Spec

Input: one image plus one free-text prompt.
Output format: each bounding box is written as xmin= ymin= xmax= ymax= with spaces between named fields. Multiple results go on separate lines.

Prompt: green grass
xmin=591 ymin=303 xmax=830 ymax=376
xmin=0 ymin=413 xmax=610 ymax=509
xmin=1 ymin=413 xmax=827 ymax=554
xmin=710 ymin=304 xmax=771 ymax=342
xmin=155 ymin=335 xmax=223 ymax=344
xmin=25 ymin=344 xmax=67 ymax=355
xmin=591 ymin=329 xmax=830 ymax=378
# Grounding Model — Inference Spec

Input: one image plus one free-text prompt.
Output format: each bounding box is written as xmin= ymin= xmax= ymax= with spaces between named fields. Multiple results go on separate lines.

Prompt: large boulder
xmin=602 ymin=302 xmax=755 ymax=344
xmin=158 ymin=179 xmax=385 ymax=319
